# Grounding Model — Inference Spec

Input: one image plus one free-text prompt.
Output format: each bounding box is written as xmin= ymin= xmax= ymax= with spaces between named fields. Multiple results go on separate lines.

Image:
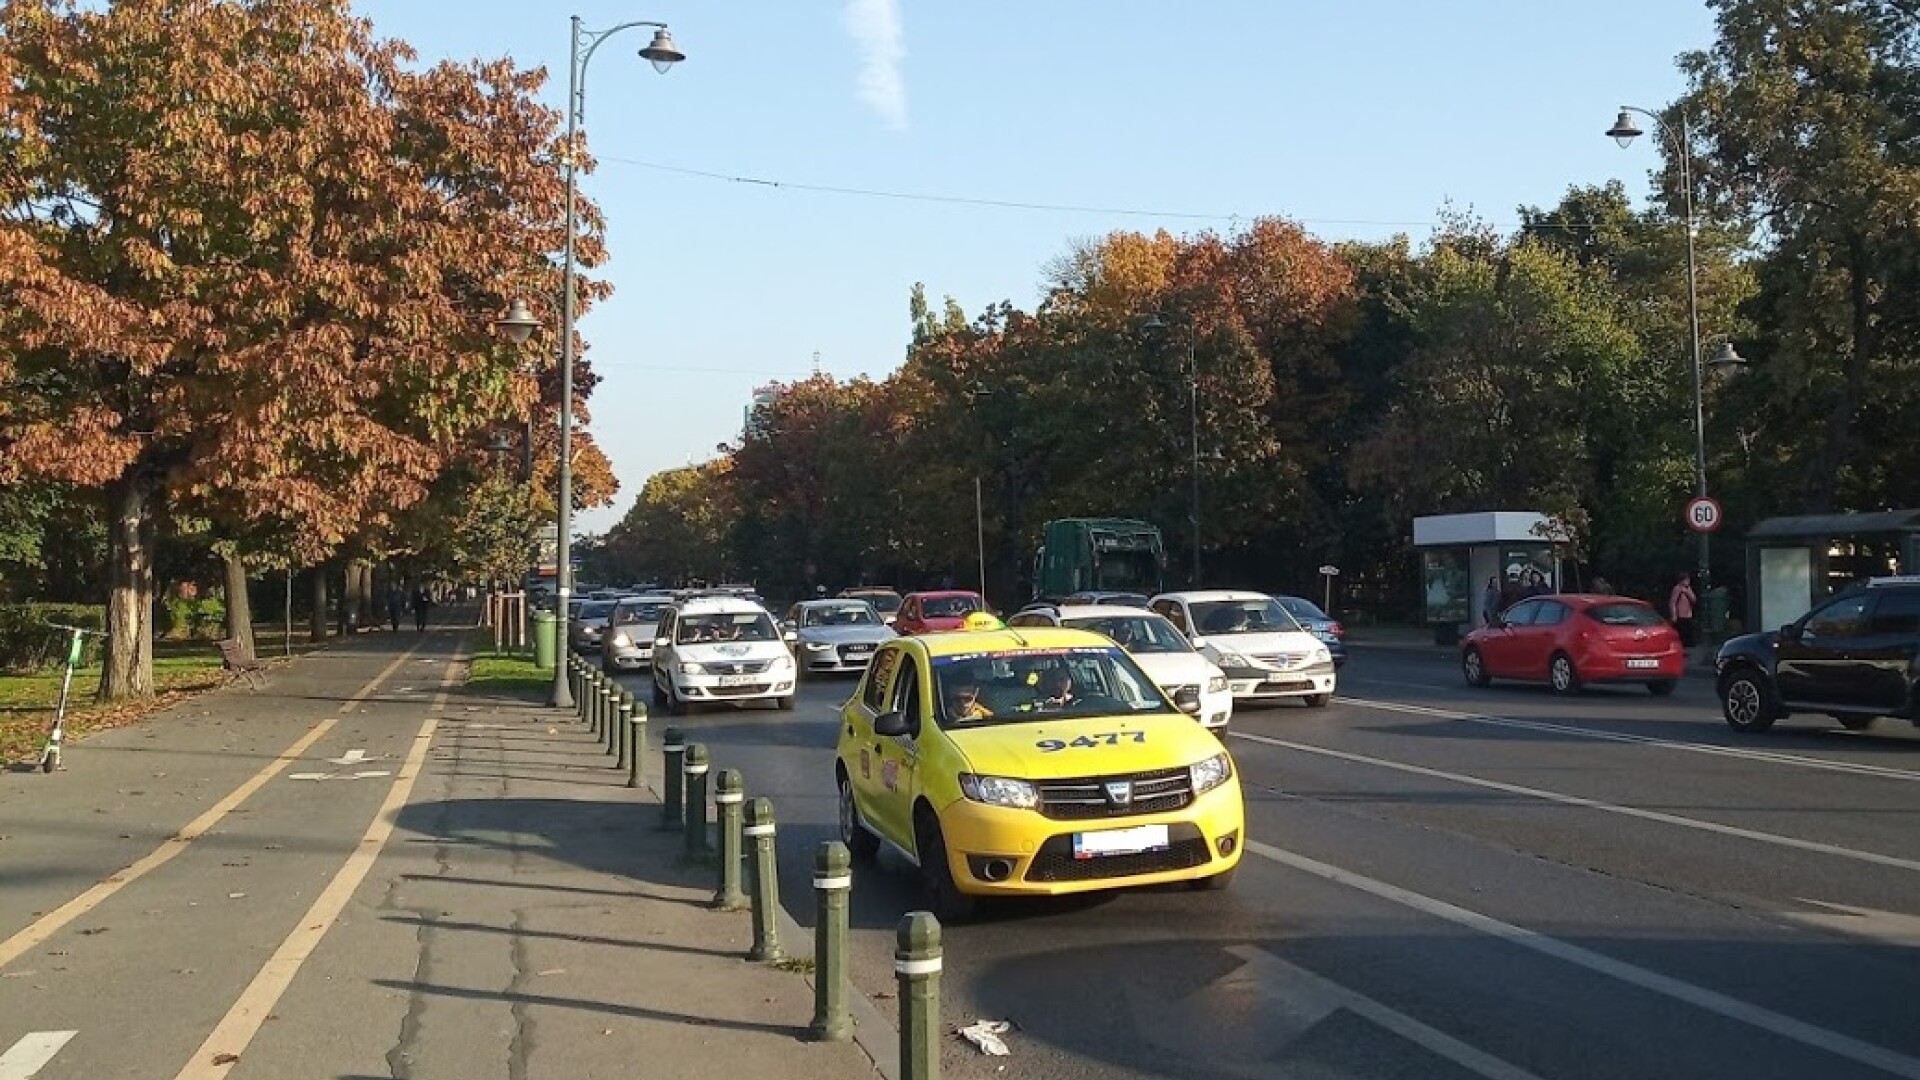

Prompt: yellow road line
xmin=170 ymin=650 xmax=464 ymax=1080
xmin=0 ymin=642 xmax=430 ymax=972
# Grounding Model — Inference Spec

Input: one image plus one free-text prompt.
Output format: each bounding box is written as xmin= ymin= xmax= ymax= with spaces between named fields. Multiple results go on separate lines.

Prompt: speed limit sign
xmin=1685 ymin=496 xmax=1723 ymax=534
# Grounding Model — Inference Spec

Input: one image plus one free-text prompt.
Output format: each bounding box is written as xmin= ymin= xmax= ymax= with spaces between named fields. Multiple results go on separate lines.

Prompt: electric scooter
xmin=39 ymin=621 xmax=103 ymax=773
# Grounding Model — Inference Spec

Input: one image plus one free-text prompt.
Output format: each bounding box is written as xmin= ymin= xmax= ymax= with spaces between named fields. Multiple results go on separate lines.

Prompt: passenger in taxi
xmin=941 ymin=670 xmax=994 ymax=722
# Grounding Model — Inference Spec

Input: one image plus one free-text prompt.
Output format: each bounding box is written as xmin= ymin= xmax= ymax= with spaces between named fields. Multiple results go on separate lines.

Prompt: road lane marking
xmin=1339 ymin=696 xmax=1920 ymax=784
xmin=1231 ymin=729 xmax=1920 ymax=874
xmin=1782 ymin=901 xmax=1920 ymax=948
xmin=1245 ymin=840 xmax=1920 ymax=1079
xmin=170 ymin=653 xmax=461 ymax=1080
xmin=0 ymin=1032 xmax=77 ymax=1080
xmin=327 ymin=749 xmax=368 ymax=764
xmin=0 ymin=643 xmax=429 ymax=972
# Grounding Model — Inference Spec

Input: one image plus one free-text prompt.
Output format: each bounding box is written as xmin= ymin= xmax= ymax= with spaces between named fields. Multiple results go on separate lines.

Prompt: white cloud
xmin=842 ymin=0 xmax=907 ymax=131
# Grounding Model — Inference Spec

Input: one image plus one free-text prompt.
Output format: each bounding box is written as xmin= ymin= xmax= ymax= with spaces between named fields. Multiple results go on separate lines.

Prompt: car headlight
xmin=1312 ymin=646 xmax=1332 ymax=664
xmin=806 ymin=640 xmax=835 ymax=651
xmin=1190 ymin=752 xmax=1233 ymax=795
xmin=1215 ymin=651 xmax=1253 ymax=669
xmin=958 ymin=773 xmax=1039 ymax=809
xmin=678 ymin=662 xmax=703 ymax=675
xmin=610 ymin=632 xmax=631 ymax=648
xmin=1206 ymin=675 xmax=1228 ymax=693
xmin=771 ymin=654 xmax=792 ymax=670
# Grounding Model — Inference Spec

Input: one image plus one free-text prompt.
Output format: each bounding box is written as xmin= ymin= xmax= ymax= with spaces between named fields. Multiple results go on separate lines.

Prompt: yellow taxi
xmin=834 ymin=624 xmax=1245 ymax=920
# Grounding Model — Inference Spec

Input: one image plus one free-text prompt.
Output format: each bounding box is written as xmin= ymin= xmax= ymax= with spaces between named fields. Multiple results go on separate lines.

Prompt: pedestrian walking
xmin=386 ymin=585 xmax=405 ymax=632
xmin=1481 ymin=576 xmax=1502 ymax=626
xmin=411 ymin=586 xmax=433 ymax=632
xmin=1668 ymin=572 xmax=1698 ymax=648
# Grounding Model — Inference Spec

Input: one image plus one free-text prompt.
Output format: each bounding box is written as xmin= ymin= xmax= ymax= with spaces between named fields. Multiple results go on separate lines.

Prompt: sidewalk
xmin=0 ymin=622 xmax=885 ymax=1080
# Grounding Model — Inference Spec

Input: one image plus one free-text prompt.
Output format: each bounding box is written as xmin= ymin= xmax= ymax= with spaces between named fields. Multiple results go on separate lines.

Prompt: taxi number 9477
xmin=1037 ymin=732 xmax=1146 ymax=752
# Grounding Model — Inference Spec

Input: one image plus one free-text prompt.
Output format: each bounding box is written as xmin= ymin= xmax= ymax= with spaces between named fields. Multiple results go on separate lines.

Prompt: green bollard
xmin=591 ymin=672 xmax=607 ymax=738
xmin=744 ymin=798 xmax=782 ymax=962
xmin=566 ymin=657 xmax=579 ymax=713
xmin=808 ymin=840 xmax=854 ymax=1042
xmin=627 ymin=704 xmax=648 ymax=789
xmin=601 ymin=681 xmax=618 ymax=755
xmin=576 ymin=660 xmax=591 ymax=723
xmin=712 ymin=769 xmax=747 ymax=911
xmin=896 ymin=911 xmax=942 ymax=1080
xmin=682 ymin=743 xmax=711 ymax=861
xmin=659 ymin=728 xmax=685 ymax=830
xmin=615 ymin=695 xmax=634 ymax=773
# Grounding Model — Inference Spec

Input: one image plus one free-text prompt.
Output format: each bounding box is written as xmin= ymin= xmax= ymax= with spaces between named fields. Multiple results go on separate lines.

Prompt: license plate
xmin=717 ymin=673 xmax=758 ymax=687
xmin=846 ymin=645 xmax=872 ymax=654
xmin=1626 ymin=658 xmax=1658 ymax=670
xmin=1071 ymin=824 xmax=1170 ymax=859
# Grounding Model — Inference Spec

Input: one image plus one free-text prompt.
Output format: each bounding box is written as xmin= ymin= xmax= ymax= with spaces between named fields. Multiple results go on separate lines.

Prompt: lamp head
xmin=639 ymin=28 xmax=685 ymax=74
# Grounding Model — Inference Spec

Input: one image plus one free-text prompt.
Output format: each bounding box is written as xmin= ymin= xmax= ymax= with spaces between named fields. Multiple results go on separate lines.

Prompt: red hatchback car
xmin=893 ymin=590 xmax=986 ymax=635
xmin=1461 ymin=594 xmax=1684 ymax=695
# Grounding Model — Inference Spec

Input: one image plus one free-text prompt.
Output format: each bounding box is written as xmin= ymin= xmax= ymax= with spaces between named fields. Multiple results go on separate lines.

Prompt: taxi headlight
xmin=1206 ymin=674 xmax=1228 ymax=693
xmin=1190 ymin=752 xmax=1232 ymax=796
xmin=678 ymin=661 xmax=703 ymax=675
xmin=959 ymin=773 xmax=1039 ymax=809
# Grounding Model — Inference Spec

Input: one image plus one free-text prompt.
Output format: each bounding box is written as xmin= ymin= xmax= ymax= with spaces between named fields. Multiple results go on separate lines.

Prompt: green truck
xmin=1032 ymin=518 xmax=1166 ymax=601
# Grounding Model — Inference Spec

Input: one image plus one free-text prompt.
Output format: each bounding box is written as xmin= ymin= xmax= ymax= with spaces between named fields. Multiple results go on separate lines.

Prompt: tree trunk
xmin=1809 ymin=233 xmax=1877 ymax=513
xmin=99 ymin=477 xmax=156 ymax=701
xmin=309 ymin=567 xmax=328 ymax=642
xmin=223 ymin=551 xmax=255 ymax=655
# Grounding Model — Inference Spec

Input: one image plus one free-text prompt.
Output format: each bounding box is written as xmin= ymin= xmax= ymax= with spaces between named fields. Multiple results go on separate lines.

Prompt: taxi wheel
xmin=914 ymin=809 xmax=979 ymax=924
xmin=838 ymin=774 xmax=880 ymax=863
xmin=1189 ymin=866 xmax=1236 ymax=891
xmin=1303 ymin=694 xmax=1330 ymax=708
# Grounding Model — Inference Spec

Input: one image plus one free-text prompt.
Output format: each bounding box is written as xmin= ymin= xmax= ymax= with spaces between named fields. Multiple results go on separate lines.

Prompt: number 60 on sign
xmin=1685 ymin=496 xmax=1723 ymax=534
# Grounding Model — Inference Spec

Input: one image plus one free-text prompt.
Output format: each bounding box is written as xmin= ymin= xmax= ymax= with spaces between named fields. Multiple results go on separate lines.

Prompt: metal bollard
xmin=712 ymin=769 xmax=747 ymax=911
xmin=744 ymin=798 xmax=782 ymax=962
xmin=602 ymin=681 xmax=618 ymax=755
xmin=627 ymin=704 xmax=648 ymax=789
xmin=896 ymin=911 xmax=943 ymax=1080
xmin=577 ymin=662 xmax=592 ymax=723
xmin=615 ymin=694 xmax=634 ymax=773
xmin=568 ymin=658 xmax=582 ymax=716
xmin=682 ymin=743 xmax=711 ymax=861
xmin=808 ymin=841 xmax=854 ymax=1042
xmin=591 ymin=672 xmax=608 ymax=738
xmin=659 ymin=727 xmax=685 ymax=830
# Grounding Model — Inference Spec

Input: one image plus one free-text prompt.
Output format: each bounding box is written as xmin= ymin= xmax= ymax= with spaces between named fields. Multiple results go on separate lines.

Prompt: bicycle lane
xmin=0 ymin=629 xmax=464 ymax=1078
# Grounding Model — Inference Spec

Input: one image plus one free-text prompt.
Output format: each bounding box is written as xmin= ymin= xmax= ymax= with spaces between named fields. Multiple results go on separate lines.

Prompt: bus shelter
xmin=1744 ymin=510 xmax=1920 ymax=633
xmin=1412 ymin=512 xmax=1570 ymax=645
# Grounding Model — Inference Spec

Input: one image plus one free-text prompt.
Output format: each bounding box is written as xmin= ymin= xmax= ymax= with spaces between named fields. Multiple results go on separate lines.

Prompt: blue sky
xmin=353 ymin=0 xmax=1718 ymax=535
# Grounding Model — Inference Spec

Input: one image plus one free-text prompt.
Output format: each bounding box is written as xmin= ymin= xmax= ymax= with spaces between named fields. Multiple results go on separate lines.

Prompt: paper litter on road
xmin=958 ymin=1019 xmax=1012 ymax=1056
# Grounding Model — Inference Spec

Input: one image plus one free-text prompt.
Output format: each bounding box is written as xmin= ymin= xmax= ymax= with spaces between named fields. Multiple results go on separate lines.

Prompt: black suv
xmin=1715 ymin=577 xmax=1920 ymax=733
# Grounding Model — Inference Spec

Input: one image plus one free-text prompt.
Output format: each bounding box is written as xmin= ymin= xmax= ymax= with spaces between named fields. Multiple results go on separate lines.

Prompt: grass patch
xmin=773 ymin=956 xmax=816 ymax=975
xmin=466 ymin=629 xmax=553 ymax=702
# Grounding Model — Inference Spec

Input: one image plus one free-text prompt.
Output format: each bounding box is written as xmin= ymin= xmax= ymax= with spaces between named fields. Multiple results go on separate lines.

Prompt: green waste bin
xmin=531 ymin=609 xmax=558 ymax=670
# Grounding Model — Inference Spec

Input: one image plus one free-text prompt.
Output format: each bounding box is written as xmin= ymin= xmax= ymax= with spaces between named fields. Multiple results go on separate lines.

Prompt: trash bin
xmin=531 ymin=610 xmax=558 ymax=670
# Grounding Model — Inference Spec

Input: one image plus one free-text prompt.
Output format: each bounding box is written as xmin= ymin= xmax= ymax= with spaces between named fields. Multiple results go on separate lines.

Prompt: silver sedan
xmin=784 ymin=600 xmax=895 ymax=676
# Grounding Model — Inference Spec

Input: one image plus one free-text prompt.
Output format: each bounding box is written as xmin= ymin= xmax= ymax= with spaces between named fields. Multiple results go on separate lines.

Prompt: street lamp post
xmin=965 ymin=383 xmax=991 ymax=597
xmin=1142 ymin=315 xmax=1201 ymax=586
xmin=1605 ymin=106 xmax=1745 ymax=598
xmin=495 ymin=18 xmax=683 ymax=710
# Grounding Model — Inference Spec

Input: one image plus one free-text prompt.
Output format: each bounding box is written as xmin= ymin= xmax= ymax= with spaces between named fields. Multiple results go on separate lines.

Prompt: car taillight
xmin=1328 ymin=622 xmax=1345 ymax=638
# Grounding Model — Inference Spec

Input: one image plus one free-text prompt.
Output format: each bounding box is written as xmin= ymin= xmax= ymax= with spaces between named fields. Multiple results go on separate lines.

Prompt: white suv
xmin=650 ymin=597 xmax=797 ymax=714
xmin=1149 ymin=590 xmax=1336 ymax=707
xmin=1007 ymin=604 xmax=1234 ymax=734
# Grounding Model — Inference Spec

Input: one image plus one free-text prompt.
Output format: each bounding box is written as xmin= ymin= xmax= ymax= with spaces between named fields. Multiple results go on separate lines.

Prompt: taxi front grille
xmin=700 ymin=659 xmax=772 ymax=675
xmin=1035 ymin=766 xmax=1193 ymax=820
xmin=1024 ymin=825 xmax=1211 ymax=883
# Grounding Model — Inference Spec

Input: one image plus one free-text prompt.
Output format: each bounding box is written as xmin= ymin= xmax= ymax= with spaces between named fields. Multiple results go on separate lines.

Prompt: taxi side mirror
xmin=654 ymin=636 xmax=670 ymax=648
xmin=782 ymin=618 xmax=797 ymax=631
xmin=873 ymin=710 xmax=911 ymax=737
xmin=1173 ymin=686 xmax=1202 ymax=715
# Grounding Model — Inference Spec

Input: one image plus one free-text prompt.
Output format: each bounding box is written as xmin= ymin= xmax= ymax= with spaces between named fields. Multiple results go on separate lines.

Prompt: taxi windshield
xmin=677 ymin=612 xmax=777 ymax=644
xmin=930 ymin=647 xmax=1171 ymax=728
xmin=803 ymin=603 xmax=880 ymax=627
xmin=1065 ymin=614 xmax=1191 ymax=654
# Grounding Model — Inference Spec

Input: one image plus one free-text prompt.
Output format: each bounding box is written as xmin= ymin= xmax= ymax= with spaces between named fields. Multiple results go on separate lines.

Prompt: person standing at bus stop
xmin=1669 ymin=571 xmax=1699 ymax=649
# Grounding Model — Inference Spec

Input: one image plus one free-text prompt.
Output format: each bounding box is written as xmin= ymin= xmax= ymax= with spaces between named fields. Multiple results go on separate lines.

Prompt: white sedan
xmin=1007 ymin=604 xmax=1233 ymax=734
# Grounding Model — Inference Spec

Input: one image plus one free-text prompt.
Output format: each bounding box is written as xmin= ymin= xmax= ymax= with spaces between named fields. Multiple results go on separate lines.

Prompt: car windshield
xmin=846 ymin=592 xmax=902 ymax=613
xmin=613 ymin=602 xmax=666 ymax=626
xmin=676 ymin=612 xmax=777 ymax=643
xmin=804 ymin=603 xmax=880 ymax=627
xmin=1276 ymin=597 xmax=1328 ymax=621
xmin=1586 ymin=602 xmax=1663 ymax=627
xmin=1190 ymin=599 xmax=1305 ymax=636
xmin=1066 ymin=615 xmax=1190 ymax=654
xmin=579 ymin=601 xmax=618 ymax=620
xmin=921 ymin=595 xmax=981 ymax=619
xmin=931 ymin=647 xmax=1170 ymax=728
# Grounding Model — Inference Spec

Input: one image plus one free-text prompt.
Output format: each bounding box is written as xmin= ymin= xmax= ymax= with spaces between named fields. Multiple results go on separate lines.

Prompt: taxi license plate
xmin=1072 ymin=824 xmax=1170 ymax=860
xmin=1625 ymin=658 xmax=1658 ymax=669
xmin=717 ymin=673 xmax=758 ymax=687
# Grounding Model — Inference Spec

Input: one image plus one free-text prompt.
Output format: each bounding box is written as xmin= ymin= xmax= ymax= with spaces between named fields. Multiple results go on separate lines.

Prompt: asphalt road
xmin=616 ymin=643 xmax=1920 ymax=1080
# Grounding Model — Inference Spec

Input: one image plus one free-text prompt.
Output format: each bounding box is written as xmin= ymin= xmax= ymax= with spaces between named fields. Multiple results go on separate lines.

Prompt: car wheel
xmin=651 ymin=674 xmax=666 ymax=707
xmin=776 ymin=695 xmax=794 ymax=711
xmin=1189 ymin=866 xmax=1236 ymax=891
xmin=1462 ymin=647 xmax=1491 ymax=688
xmin=665 ymin=680 xmax=687 ymax=716
xmin=838 ymin=773 xmax=880 ymax=863
xmin=1303 ymin=694 xmax=1330 ymax=708
xmin=1836 ymin=714 xmax=1876 ymax=732
xmin=914 ymin=808 xmax=978 ymax=924
xmin=1720 ymin=667 xmax=1779 ymax=733
xmin=1549 ymin=653 xmax=1582 ymax=695
xmin=1647 ymin=679 xmax=1678 ymax=697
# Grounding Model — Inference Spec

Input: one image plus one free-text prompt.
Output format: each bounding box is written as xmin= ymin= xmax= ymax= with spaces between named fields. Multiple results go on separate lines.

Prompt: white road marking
xmin=0 ymin=1032 xmax=77 ymax=1080
xmin=287 ymin=769 xmax=392 ymax=782
xmin=1246 ymin=840 xmax=1920 ymax=1079
xmin=327 ymin=749 xmax=368 ymax=765
xmin=1231 ymin=730 xmax=1920 ymax=874
xmin=1339 ymin=695 xmax=1920 ymax=784
xmin=1222 ymin=946 xmax=1549 ymax=1080
xmin=1782 ymin=901 xmax=1920 ymax=948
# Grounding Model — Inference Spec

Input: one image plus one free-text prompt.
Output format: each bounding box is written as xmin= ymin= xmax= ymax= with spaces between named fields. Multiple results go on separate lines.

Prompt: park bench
xmin=217 ymin=638 xmax=269 ymax=690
